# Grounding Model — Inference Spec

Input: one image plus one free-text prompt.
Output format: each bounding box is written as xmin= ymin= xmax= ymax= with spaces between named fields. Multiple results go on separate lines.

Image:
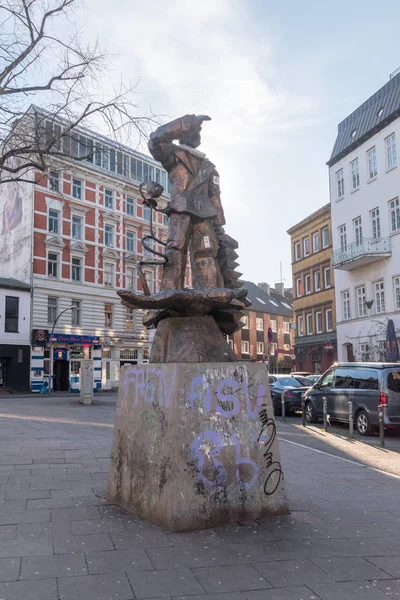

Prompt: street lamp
xmin=48 ymin=306 xmax=76 ymax=394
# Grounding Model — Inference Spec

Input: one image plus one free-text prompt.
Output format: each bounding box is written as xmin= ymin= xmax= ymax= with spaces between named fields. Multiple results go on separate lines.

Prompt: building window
xmin=49 ymin=170 xmax=59 ymax=192
xmin=143 ymin=205 xmax=151 ymax=222
xmin=71 ymin=300 xmax=81 ymax=326
xmin=126 ymin=230 xmax=137 ymax=253
xmin=71 ymin=257 xmax=82 ymax=281
xmin=72 ymin=215 xmax=82 ymax=240
xmin=339 ymin=224 xmax=347 ymax=250
xmin=163 ymin=214 xmax=169 ymax=227
xmin=126 ymin=267 xmax=136 ymax=290
xmin=323 ymin=267 xmax=331 ymax=288
xmin=303 ymin=237 xmax=309 ymax=257
xmin=341 ymin=290 xmax=351 ymax=321
xmin=356 ymin=285 xmax=366 ymax=318
xmin=312 ymin=232 xmax=319 ymax=253
xmin=326 ymin=309 xmax=333 ymax=332
xmin=305 ymin=274 xmax=311 ymax=295
xmin=322 ymin=227 xmax=329 ymax=248
xmin=256 ymin=317 xmax=264 ymax=331
xmin=336 ymin=168 xmax=344 ymax=198
xmin=48 ymin=297 xmax=58 ymax=324
xmin=294 ymin=242 xmax=301 ymax=261
xmin=297 ymin=315 xmax=304 ymax=336
xmin=353 ymin=216 xmax=363 ymax=247
xmin=145 ymin=270 xmax=154 ymax=294
xmin=270 ymin=319 xmax=277 ymax=332
xmin=314 ymin=270 xmax=321 ymax=292
xmin=374 ymin=280 xmax=385 ymax=314
xmin=270 ymin=342 xmax=277 ymax=356
xmin=104 ymin=304 xmax=113 ymax=328
xmin=143 ymin=237 xmax=154 ymax=257
xmin=126 ymin=307 xmax=134 ymax=330
xmin=386 ymin=133 xmax=397 ymax=170
xmin=306 ymin=313 xmax=313 ymax=335
xmin=47 ymin=252 xmax=58 ymax=278
xmin=370 ymin=208 xmax=381 ymax=239
xmin=315 ymin=311 xmax=322 ymax=334
xmin=105 ymin=189 xmax=114 ymax=209
xmin=241 ymin=315 xmax=249 ymax=329
xmin=241 ymin=340 xmax=250 ymax=354
xmin=4 ymin=296 xmax=19 ymax=333
xmin=283 ymin=321 xmax=290 ymax=333
xmin=72 ymin=178 xmax=82 ymax=199
xmin=296 ymin=277 xmax=302 ymax=297
xmin=104 ymin=262 xmax=114 ymax=288
xmin=351 ymin=158 xmax=360 ymax=189
xmin=126 ymin=196 xmax=135 ymax=216
xmin=256 ymin=341 xmax=264 ymax=355
xmin=48 ymin=209 xmax=59 ymax=234
xmin=389 ymin=197 xmax=400 ymax=233
xmin=394 ymin=276 xmax=400 ymax=311
xmin=104 ymin=224 xmax=114 ymax=247
xmin=367 ymin=146 xmax=377 ymax=179
xmin=360 ymin=343 xmax=370 ymax=361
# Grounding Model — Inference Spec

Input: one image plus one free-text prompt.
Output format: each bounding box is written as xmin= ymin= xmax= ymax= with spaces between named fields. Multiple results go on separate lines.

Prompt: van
xmin=304 ymin=362 xmax=400 ymax=435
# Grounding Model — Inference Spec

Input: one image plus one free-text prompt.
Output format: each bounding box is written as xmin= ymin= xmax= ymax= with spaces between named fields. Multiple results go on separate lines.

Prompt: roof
xmin=287 ymin=203 xmax=330 ymax=235
xmin=242 ymin=281 xmax=293 ymax=317
xmin=334 ymin=362 xmax=400 ymax=370
xmin=0 ymin=278 xmax=31 ymax=291
xmin=328 ymin=72 xmax=400 ymax=166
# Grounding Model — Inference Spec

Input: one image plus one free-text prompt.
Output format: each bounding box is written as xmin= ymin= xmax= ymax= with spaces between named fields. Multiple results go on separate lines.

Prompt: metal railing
xmin=332 ymin=237 xmax=391 ymax=267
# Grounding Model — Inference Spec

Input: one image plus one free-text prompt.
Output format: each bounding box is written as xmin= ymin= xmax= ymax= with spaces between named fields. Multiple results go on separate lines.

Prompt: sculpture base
xmin=106 ymin=362 xmax=288 ymax=532
xmin=150 ymin=316 xmax=236 ymax=363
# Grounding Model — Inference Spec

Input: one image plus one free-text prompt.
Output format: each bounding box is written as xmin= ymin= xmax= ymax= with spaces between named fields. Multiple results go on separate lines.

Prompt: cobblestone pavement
xmin=0 ymin=394 xmax=399 ymax=599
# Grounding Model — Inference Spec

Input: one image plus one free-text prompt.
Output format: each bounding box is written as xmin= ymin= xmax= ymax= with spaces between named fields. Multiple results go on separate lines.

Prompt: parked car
xmin=304 ymin=362 xmax=400 ymax=435
xmin=306 ymin=374 xmax=321 ymax=385
xmin=269 ymin=374 xmax=312 ymax=416
xmin=291 ymin=371 xmax=312 ymax=377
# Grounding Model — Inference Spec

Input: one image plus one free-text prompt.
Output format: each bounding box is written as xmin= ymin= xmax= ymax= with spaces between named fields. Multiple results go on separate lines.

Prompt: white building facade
xmin=328 ymin=73 xmax=400 ymax=362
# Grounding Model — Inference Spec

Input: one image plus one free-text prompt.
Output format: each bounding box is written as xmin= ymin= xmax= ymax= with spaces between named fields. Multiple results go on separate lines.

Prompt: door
xmin=353 ymin=368 xmax=380 ymax=425
xmin=331 ymin=367 xmax=355 ymax=421
xmin=386 ymin=369 xmax=400 ymax=423
xmin=55 ymin=360 xmax=69 ymax=392
xmin=312 ymin=368 xmax=335 ymax=418
xmin=0 ymin=359 xmax=7 ymax=387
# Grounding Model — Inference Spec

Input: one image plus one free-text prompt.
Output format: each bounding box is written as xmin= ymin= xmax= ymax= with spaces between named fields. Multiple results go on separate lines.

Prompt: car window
xmin=319 ymin=369 xmax=334 ymax=389
xmin=334 ymin=368 xmax=354 ymax=389
xmin=353 ymin=369 xmax=379 ymax=390
xmin=387 ymin=371 xmax=400 ymax=393
xmin=295 ymin=376 xmax=313 ymax=386
xmin=269 ymin=377 xmax=276 ymax=385
xmin=276 ymin=377 xmax=303 ymax=387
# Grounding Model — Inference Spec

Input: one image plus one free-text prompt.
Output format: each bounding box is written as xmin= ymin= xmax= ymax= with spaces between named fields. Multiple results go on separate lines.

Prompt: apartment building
xmin=229 ymin=281 xmax=295 ymax=372
xmin=328 ymin=71 xmax=400 ymax=362
xmin=287 ymin=204 xmax=337 ymax=373
xmin=0 ymin=113 xmax=169 ymax=392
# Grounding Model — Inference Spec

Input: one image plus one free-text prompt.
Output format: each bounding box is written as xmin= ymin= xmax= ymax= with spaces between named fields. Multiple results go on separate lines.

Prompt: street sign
xmin=267 ymin=327 xmax=273 ymax=343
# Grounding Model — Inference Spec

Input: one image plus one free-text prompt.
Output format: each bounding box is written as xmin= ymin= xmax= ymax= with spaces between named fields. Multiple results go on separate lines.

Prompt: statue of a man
xmin=148 ymin=114 xmax=225 ymax=291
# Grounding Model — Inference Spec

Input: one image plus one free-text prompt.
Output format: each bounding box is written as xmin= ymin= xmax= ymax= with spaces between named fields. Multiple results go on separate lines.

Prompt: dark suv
xmin=304 ymin=362 xmax=400 ymax=435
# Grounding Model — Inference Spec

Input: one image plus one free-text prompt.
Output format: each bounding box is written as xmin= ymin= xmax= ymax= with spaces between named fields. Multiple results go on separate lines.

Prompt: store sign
xmin=54 ymin=348 xmax=68 ymax=361
xmin=324 ymin=342 xmax=334 ymax=351
xmin=49 ymin=333 xmax=101 ymax=344
xmin=32 ymin=329 xmax=48 ymax=345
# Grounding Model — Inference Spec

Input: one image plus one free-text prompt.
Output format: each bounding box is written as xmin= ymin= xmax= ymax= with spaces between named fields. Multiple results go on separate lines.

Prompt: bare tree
xmin=0 ymin=0 xmax=156 ymax=184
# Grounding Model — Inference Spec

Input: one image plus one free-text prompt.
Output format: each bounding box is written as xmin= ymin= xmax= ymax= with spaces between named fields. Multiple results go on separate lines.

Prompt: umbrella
xmin=385 ymin=319 xmax=399 ymax=362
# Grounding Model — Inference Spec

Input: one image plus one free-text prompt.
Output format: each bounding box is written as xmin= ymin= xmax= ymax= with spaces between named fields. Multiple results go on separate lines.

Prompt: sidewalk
xmin=0 ymin=399 xmax=398 ymax=599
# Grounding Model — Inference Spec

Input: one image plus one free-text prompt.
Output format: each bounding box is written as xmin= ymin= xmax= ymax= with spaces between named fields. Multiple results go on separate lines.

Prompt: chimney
xmin=258 ymin=282 xmax=270 ymax=295
xmin=274 ymin=282 xmax=285 ymax=296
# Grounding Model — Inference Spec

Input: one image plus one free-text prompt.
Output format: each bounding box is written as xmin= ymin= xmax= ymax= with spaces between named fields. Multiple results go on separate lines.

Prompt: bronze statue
xmin=118 ymin=115 xmax=249 ymax=362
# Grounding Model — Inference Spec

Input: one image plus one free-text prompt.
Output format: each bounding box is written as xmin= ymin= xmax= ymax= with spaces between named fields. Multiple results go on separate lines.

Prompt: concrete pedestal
xmin=79 ymin=360 xmax=94 ymax=405
xmin=107 ymin=362 xmax=288 ymax=532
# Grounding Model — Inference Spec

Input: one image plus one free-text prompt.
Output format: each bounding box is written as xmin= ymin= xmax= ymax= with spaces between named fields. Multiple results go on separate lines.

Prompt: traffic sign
xmin=267 ymin=327 xmax=273 ymax=343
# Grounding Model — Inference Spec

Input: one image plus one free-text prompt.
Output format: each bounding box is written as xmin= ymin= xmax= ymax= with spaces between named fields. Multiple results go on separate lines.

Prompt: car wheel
xmin=356 ymin=409 xmax=371 ymax=436
xmin=305 ymin=401 xmax=317 ymax=423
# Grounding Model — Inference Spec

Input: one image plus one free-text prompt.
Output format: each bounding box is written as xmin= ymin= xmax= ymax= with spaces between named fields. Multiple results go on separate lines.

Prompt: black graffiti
xmin=258 ymin=408 xmax=284 ymax=496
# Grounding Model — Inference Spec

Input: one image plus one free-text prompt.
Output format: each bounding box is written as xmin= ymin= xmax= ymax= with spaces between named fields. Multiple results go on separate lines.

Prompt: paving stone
xmin=0 ymin=509 xmax=50 ymax=525
xmin=309 ymin=581 xmax=388 ymax=599
xmin=192 ymin=564 xmax=272 ymax=593
xmin=373 ymin=579 xmax=400 ymax=597
xmin=312 ymin=522 xmax=374 ymax=539
xmin=51 ymin=506 xmax=101 ymax=522
xmin=0 ymin=525 xmax=16 ymax=540
xmin=263 ymin=521 xmax=329 ymax=540
xmin=205 ymin=543 xmax=273 ymax=566
xmin=147 ymin=545 xmax=214 ymax=569
xmin=0 ymin=536 xmax=53 ymax=557
xmin=58 ymin=572 xmax=133 ymax=600
xmin=20 ymin=553 xmax=87 ymax=579
xmin=312 ymin=556 xmax=394 ymax=582
xmin=0 ymin=578 xmax=58 ymax=600
xmin=71 ymin=518 xmax=127 ymax=535
xmin=5 ymin=490 xmax=50 ymax=501
xmin=366 ymin=556 xmax=400 ymax=578
xmin=111 ymin=530 xmax=171 ymax=549
xmin=215 ymin=524 xmax=279 ymax=544
xmin=127 ymin=569 xmax=205 ymax=598
xmin=255 ymin=558 xmax=334 ymax=587
xmin=0 ymin=558 xmax=20 ymax=582
xmin=242 ymin=588 xmax=324 ymax=600
xmin=54 ymin=533 xmax=114 ymax=554
xmin=165 ymin=530 xmax=226 ymax=547
xmin=86 ymin=549 xmax=153 ymax=574
xmin=174 ymin=595 xmax=244 ymax=600
xmin=26 ymin=497 xmax=76 ymax=509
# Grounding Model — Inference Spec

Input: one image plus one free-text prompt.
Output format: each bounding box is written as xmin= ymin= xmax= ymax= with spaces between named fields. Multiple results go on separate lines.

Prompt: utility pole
xmin=48 ymin=306 xmax=76 ymax=394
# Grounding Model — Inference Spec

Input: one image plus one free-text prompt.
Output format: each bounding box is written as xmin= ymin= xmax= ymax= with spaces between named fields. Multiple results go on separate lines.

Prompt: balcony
xmin=332 ymin=237 xmax=391 ymax=270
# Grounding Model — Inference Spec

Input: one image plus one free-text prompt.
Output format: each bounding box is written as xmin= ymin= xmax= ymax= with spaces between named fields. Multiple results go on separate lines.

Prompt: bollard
xmin=301 ymin=396 xmax=306 ymax=427
xmin=349 ymin=400 xmax=354 ymax=439
xmin=323 ymin=396 xmax=328 ymax=432
xmin=378 ymin=404 xmax=385 ymax=447
xmin=281 ymin=392 xmax=286 ymax=422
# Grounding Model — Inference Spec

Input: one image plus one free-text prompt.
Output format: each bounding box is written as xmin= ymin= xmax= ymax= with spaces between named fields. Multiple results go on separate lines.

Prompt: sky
xmin=77 ymin=0 xmax=400 ymax=288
